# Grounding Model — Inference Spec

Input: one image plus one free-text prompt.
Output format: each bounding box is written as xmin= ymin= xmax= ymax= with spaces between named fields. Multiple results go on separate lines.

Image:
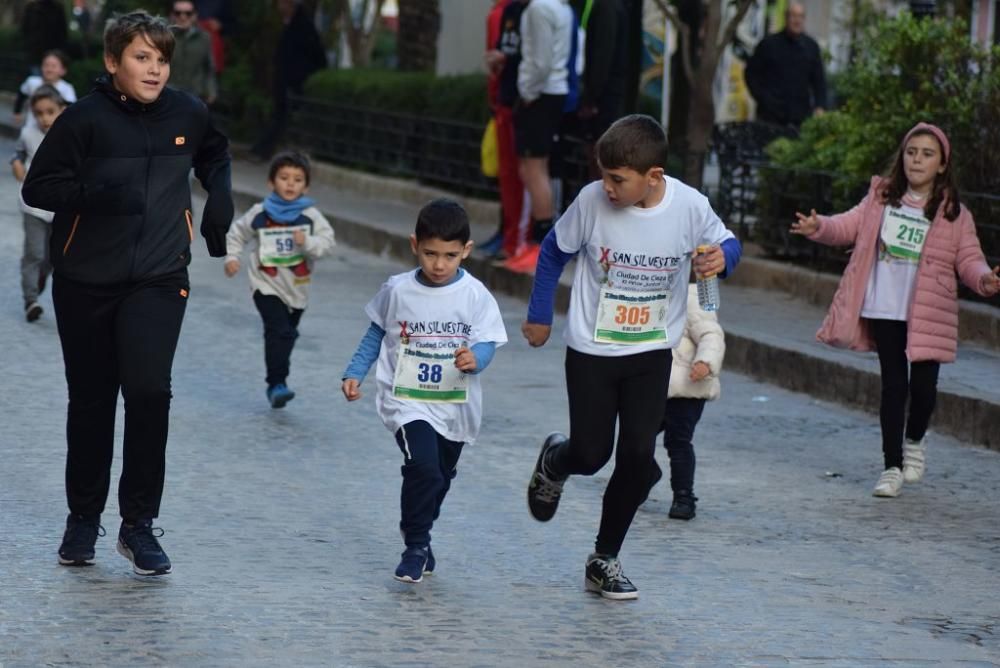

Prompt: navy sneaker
xmin=585 ymin=553 xmax=639 ymax=600
xmin=117 ymin=520 xmax=171 ymax=576
xmin=424 ymin=545 xmax=435 ymax=576
xmin=394 ymin=546 xmax=429 ymax=584
xmin=668 ymin=490 xmax=697 ymax=520
xmin=527 ymin=433 xmax=569 ymax=521
xmin=266 ymin=383 xmax=295 ymax=409
xmin=58 ymin=514 xmax=104 ymax=566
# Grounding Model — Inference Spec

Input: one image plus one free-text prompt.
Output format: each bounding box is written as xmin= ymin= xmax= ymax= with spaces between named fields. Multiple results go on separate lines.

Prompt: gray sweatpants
xmin=21 ymin=213 xmax=52 ymax=304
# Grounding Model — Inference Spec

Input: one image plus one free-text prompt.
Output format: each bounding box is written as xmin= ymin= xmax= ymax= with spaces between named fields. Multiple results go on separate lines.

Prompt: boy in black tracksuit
xmin=22 ymin=11 xmax=233 ymax=576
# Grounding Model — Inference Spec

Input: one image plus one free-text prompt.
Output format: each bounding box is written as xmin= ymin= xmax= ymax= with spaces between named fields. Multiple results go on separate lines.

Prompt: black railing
xmin=0 ymin=54 xmax=28 ymax=96
xmin=287 ymin=95 xmax=595 ymax=209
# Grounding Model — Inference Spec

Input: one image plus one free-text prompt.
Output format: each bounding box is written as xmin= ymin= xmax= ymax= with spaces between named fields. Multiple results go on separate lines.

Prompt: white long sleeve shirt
xmin=517 ymin=0 xmax=572 ymax=102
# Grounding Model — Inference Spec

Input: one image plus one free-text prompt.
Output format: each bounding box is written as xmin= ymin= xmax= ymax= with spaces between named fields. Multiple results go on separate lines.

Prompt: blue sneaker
xmin=394 ymin=546 xmax=429 ymax=583
xmin=117 ymin=520 xmax=171 ymax=576
xmin=478 ymin=231 xmax=503 ymax=257
xmin=424 ymin=545 xmax=435 ymax=576
xmin=58 ymin=513 xmax=104 ymax=566
xmin=266 ymin=383 xmax=295 ymax=409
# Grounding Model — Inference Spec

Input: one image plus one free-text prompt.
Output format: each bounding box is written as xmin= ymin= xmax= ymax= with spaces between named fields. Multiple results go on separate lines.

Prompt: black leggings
xmin=868 ymin=319 xmax=940 ymax=470
xmin=550 ymin=347 xmax=671 ymax=556
xmin=53 ymin=270 xmax=189 ymax=522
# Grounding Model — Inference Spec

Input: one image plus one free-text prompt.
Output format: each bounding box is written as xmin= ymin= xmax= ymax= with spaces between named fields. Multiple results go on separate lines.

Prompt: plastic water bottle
xmin=695 ymin=245 xmax=720 ymax=312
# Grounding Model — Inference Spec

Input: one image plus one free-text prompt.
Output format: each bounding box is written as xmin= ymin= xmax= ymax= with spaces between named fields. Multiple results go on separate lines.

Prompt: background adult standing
xmin=168 ymin=0 xmax=218 ymax=104
xmin=744 ymin=2 xmax=826 ymax=128
xmin=21 ymin=0 xmax=68 ymax=67
xmin=251 ymin=0 xmax=327 ymax=161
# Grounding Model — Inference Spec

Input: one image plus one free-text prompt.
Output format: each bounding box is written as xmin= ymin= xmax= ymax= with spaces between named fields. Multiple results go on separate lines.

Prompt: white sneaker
xmin=902 ymin=438 xmax=927 ymax=483
xmin=873 ymin=467 xmax=903 ymax=497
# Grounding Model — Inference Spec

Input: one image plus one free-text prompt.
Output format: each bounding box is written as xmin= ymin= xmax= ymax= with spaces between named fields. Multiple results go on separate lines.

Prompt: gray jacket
xmin=169 ymin=26 xmax=218 ymax=101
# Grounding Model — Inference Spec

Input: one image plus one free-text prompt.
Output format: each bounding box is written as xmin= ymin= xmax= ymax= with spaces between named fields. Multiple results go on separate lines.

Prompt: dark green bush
xmin=304 ymin=68 xmax=490 ymax=124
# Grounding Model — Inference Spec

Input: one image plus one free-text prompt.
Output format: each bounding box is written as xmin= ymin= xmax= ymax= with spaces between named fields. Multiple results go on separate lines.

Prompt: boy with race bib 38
xmin=225 ymin=151 xmax=335 ymax=408
xmin=791 ymin=123 xmax=1000 ymax=498
xmin=342 ymin=199 xmax=508 ymax=584
xmin=522 ymin=115 xmax=741 ymax=600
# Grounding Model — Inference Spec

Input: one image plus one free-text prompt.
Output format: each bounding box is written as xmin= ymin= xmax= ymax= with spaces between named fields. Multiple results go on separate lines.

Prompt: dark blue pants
xmin=394 ymin=420 xmax=464 ymax=548
xmin=662 ymin=397 xmax=706 ymax=493
xmin=253 ymin=291 xmax=304 ymax=387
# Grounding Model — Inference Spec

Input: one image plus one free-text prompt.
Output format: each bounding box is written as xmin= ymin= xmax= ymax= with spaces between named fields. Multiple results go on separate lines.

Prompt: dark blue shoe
xmin=478 ymin=231 xmax=503 ymax=257
xmin=394 ymin=546 xmax=429 ymax=583
xmin=266 ymin=383 xmax=295 ymax=409
xmin=117 ymin=520 xmax=171 ymax=576
xmin=424 ymin=546 xmax=435 ymax=576
xmin=58 ymin=513 xmax=104 ymax=566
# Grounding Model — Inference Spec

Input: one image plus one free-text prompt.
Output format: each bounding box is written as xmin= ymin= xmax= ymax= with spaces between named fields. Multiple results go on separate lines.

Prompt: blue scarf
xmin=263 ymin=192 xmax=316 ymax=223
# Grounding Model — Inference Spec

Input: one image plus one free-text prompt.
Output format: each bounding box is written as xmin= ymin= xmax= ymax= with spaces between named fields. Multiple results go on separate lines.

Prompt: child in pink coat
xmin=791 ymin=122 xmax=1000 ymax=498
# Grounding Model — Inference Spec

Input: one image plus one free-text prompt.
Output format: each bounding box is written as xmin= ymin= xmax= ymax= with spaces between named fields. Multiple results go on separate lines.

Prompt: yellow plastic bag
xmin=480 ymin=118 xmax=499 ymax=178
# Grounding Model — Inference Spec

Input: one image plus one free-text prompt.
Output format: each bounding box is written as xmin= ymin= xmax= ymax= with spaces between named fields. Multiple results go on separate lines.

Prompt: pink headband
xmin=904 ymin=122 xmax=950 ymax=164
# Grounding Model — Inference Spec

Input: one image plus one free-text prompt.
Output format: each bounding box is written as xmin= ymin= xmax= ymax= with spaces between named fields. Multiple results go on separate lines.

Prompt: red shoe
xmin=504 ymin=244 xmax=540 ymax=274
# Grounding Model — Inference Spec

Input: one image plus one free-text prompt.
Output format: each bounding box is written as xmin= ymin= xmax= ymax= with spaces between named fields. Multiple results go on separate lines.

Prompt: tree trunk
xmin=397 ymin=0 xmax=440 ymax=71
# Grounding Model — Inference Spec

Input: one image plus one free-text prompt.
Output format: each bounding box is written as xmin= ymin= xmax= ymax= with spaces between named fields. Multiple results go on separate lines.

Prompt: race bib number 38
xmin=393 ymin=346 xmax=468 ymax=403
xmin=594 ymin=287 xmax=669 ymax=344
xmin=258 ymin=225 xmax=309 ymax=267
xmin=881 ymin=208 xmax=930 ymax=261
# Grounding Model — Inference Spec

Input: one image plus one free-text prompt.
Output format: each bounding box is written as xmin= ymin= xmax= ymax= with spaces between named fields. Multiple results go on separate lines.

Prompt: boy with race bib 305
xmin=225 ymin=151 xmax=335 ymax=408
xmin=522 ymin=115 xmax=741 ymax=600
xmin=791 ymin=123 xmax=1000 ymax=498
xmin=341 ymin=199 xmax=508 ymax=584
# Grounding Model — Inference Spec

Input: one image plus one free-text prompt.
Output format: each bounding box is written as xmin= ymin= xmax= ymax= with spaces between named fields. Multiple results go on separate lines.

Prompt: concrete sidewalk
xmin=2 ymin=94 xmax=997 ymax=447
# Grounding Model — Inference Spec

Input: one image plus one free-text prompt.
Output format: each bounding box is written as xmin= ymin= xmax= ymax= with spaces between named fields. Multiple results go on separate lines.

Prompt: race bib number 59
xmin=258 ymin=225 xmax=309 ymax=267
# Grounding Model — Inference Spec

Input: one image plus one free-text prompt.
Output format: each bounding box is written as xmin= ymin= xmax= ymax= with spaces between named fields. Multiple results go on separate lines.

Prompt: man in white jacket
xmin=510 ymin=0 xmax=573 ymax=272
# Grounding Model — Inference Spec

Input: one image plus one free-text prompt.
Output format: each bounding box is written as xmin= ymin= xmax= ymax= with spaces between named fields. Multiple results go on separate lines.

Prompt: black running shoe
xmin=527 ymin=432 xmax=569 ymax=521
xmin=394 ymin=546 xmax=429 ymax=584
xmin=58 ymin=514 xmax=104 ymax=566
xmin=668 ymin=490 xmax=698 ymax=520
xmin=117 ymin=520 xmax=172 ymax=576
xmin=585 ymin=553 xmax=639 ymax=600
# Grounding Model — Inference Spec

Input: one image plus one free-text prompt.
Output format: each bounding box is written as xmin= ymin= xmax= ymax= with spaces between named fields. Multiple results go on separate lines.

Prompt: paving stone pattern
xmin=1 ymin=140 xmax=998 ymax=666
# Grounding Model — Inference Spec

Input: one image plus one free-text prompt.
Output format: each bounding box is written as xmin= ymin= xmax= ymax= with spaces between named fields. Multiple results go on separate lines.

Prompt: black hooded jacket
xmin=23 ymin=74 xmax=232 ymax=285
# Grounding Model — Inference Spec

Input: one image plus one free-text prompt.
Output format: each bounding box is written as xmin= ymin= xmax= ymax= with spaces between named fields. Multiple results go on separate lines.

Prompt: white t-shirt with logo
xmin=554 ymin=177 xmax=735 ymax=357
xmin=366 ymin=270 xmax=508 ymax=444
xmin=861 ymin=203 xmax=930 ymax=322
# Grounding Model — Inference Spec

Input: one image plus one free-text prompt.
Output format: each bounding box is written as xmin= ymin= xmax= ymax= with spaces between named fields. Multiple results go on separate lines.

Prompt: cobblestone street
xmin=1 ymin=139 xmax=999 ymax=666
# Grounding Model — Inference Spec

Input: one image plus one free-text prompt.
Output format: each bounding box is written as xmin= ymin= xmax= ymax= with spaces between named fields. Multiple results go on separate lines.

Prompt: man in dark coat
xmin=744 ymin=1 xmax=826 ymax=128
xmin=251 ymin=0 xmax=327 ymax=160
xmin=21 ymin=0 xmax=68 ymax=65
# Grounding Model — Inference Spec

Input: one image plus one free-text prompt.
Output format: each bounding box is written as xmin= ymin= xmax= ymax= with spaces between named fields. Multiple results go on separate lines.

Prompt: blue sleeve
xmin=719 ymin=237 xmax=742 ymax=279
xmin=527 ymin=230 xmax=576 ymax=325
xmin=342 ymin=322 xmax=385 ymax=381
xmin=467 ymin=341 xmax=497 ymax=375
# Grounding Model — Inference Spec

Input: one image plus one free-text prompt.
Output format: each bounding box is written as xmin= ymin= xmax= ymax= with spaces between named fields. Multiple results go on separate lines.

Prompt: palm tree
xmin=397 ymin=0 xmax=440 ymax=71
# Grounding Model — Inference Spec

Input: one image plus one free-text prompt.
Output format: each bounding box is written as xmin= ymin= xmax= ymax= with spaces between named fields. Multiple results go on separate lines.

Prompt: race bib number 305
xmin=594 ymin=287 xmax=669 ymax=344
xmin=881 ymin=208 xmax=930 ymax=261
xmin=258 ymin=225 xmax=309 ymax=267
xmin=393 ymin=346 xmax=468 ymax=403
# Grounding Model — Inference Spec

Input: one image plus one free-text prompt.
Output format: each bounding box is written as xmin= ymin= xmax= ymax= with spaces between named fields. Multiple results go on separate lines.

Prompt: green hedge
xmin=303 ymin=68 xmax=492 ymax=125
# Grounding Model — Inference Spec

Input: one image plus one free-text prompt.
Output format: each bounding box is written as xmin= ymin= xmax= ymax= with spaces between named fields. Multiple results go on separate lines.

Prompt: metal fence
xmin=0 ymin=54 xmax=27 ymax=96
xmin=714 ymin=123 xmax=1000 ymax=303
xmin=287 ymin=95 xmax=594 ymax=210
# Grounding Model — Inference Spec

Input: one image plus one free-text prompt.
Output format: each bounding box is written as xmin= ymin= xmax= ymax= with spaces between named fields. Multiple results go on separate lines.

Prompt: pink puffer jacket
xmin=809 ymin=176 xmax=993 ymax=363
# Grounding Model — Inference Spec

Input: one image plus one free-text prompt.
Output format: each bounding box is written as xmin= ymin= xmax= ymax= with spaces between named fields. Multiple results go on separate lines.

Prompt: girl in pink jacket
xmin=791 ymin=123 xmax=1000 ymax=498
